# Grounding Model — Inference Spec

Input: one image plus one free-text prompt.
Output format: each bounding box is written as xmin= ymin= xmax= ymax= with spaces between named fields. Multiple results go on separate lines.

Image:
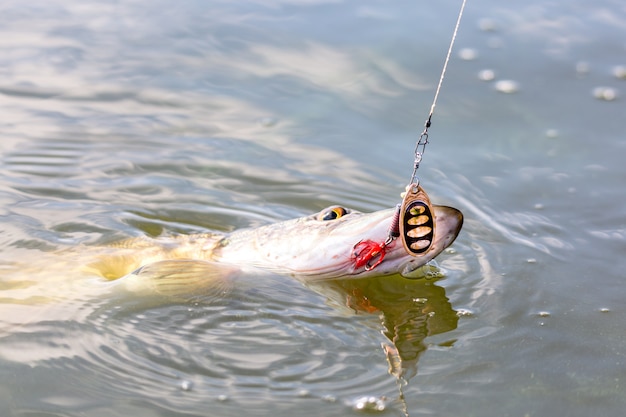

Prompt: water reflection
xmin=308 ymin=274 xmax=457 ymax=382
xmin=1 ymin=243 xmax=459 ymax=416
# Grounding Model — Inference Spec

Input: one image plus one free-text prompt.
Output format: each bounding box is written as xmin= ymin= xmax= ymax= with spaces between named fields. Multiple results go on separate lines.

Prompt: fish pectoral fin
xmin=121 ymin=259 xmax=236 ymax=301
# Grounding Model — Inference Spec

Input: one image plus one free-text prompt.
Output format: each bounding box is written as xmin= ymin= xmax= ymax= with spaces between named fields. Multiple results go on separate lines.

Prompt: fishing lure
xmin=397 ymin=0 xmax=466 ymax=257
xmin=352 ymin=0 xmax=466 ymax=270
xmin=399 ymin=183 xmax=435 ymax=255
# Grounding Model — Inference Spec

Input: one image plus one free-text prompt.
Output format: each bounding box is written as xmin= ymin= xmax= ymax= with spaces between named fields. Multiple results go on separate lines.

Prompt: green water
xmin=1 ymin=0 xmax=625 ymax=416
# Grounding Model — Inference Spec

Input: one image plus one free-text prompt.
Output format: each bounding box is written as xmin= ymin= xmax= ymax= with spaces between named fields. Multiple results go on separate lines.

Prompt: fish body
xmin=212 ymin=204 xmax=463 ymax=280
xmin=87 ymin=204 xmax=463 ymax=283
xmin=1 ymin=204 xmax=463 ymax=305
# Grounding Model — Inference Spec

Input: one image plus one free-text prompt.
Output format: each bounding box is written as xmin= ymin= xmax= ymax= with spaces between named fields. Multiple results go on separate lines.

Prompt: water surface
xmin=1 ymin=0 xmax=625 ymax=416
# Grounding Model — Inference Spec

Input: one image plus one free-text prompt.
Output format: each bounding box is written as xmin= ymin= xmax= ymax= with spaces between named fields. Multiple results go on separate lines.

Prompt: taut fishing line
xmin=351 ymin=0 xmax=467 ymax=271
xmin=409 ymin=0 xmax=467 ymax=186
xmin=398 ymin=0 xmax=467 ymax=257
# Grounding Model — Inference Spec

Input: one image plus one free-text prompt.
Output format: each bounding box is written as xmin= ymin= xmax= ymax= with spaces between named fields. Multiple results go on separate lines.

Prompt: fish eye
xmin=319 ymin=206 xmax=348 ymax=221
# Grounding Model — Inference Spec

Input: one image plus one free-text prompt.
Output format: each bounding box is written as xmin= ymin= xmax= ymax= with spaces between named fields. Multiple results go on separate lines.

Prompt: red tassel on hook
xmin=352 ymin=240 xmax=387 ymax=271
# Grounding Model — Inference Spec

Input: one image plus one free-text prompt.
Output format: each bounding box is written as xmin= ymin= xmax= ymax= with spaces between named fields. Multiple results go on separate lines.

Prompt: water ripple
xmin=0 ymin=269 xmax=460 ymax=416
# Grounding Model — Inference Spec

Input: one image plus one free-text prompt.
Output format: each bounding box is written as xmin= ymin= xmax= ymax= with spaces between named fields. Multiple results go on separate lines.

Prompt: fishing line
xmin=351 ymin=0 xmax=467 ymax=268
xmin=410 ymin=0 xmax=467 ymax=185
xmin=397 ymin=0 xmax=467 ymax=258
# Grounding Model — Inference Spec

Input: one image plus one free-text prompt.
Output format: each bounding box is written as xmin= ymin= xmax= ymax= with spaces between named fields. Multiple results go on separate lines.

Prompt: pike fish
xmin=2 ymin=204 xmax=463 ymax=304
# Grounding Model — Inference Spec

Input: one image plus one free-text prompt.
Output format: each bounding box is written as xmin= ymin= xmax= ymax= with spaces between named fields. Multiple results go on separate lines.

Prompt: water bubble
xmin=458 ymin=48 xmax=478 ymax=61
xmin=576 ymin=61 xmax=590 ymax=76
xmin=456 ymin=308 xmax=474 ymax=317
xmin=612 ymin=65 xmax=626 ymax=80
xmin=599 ymin=307 xmax=611 ymax=313
xmin=478 ymin=69 xmax=495 ymax=81
xmin=298 ymin=389 xmax=311 ymax=397
xmin=322 ymin=394 xmax=337 ymax=403
xmin=494 ymin=80 xmax=520 ymax=94
xmin=180 ymin=380 xmax=193 ymax=391
xmin=478 ymin=18 xmax=497 ymax=32
xmin=404 ymin=262 xmax=444 ymax=280
xmin=534 ymin=203 xmax=544 ymax=210
xmin=527 ymin=258 xmax=537 ymax=264
xmin=593 ymin=86 xmax=618 ymax=101
xmin=537 ymin=311 xmax=551 ymax=317
xmin=352 ymin=396 xmax=387 ymax=412
xmin=545 ymin=129 xmax=559 ymax=138
xmin=217 ymin=394 xmax=229 ymax=402
xmin=413 ymin=297 xmax=428 ymax=304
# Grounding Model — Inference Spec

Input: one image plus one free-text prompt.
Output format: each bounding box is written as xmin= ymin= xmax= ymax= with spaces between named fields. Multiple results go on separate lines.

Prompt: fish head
xmin=218 ymin=204 xmax=463 ymax=280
